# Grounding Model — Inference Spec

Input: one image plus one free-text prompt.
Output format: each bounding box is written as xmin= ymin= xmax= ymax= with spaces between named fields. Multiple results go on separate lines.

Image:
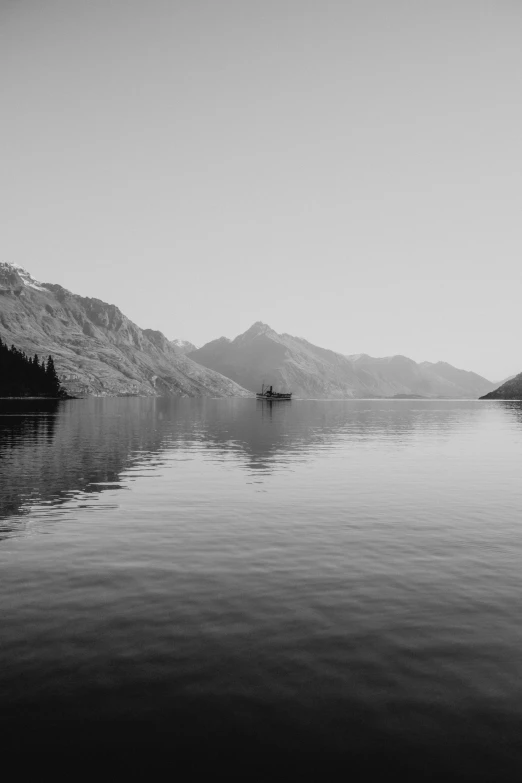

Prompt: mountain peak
xmin=170 ymin=338 xmax=198 ymax=355
xmin=0 ymin=261 xmax=48 ymax=291
xmin=240 ymin=321 xmax=276 ymax=338
xmin=0 ymin=263 xmax=251 ymax=398
xmin=191 ymin=328 xmax=496 ymax=399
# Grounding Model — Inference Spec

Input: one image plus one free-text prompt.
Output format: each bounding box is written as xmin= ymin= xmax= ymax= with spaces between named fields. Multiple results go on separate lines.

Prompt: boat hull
xmin=256 ymin=393 xmax=292 ymax=400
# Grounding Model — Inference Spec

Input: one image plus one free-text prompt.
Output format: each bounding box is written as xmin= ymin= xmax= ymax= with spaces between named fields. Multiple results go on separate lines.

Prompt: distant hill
xmin=480 ymin=373 xmax=522 ymax=400
xmin=189 ymin=322 xmax=497 ymax=399
xmin=492 ymin=374 xmax=517 ymax=387
xmin=0 ymin=262 xmax=250 ymax=398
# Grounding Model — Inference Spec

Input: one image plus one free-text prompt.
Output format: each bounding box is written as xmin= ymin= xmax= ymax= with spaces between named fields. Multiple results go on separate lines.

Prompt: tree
xmin=46 ymin=355 xmax=61 ymax=397
xmin=0 ymin=339 xmax=66 ymax=397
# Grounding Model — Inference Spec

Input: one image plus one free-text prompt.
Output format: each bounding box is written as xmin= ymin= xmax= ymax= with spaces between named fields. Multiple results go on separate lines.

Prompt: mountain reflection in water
xmin=1 ymin=398 xmax=522 ymax=777
xmin=0 ymin=396 xmax=502 ymax=529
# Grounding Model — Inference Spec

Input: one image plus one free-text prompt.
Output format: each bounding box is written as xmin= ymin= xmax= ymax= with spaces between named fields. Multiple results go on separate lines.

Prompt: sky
xmin=1 ymin=0 xmax=521 ymax=381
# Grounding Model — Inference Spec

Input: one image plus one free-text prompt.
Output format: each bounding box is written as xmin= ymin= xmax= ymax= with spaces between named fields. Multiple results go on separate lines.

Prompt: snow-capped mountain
xmin=0 ymin=261 xmax=49 ymax=291
xmin=171 ymin=338 xmax=198 ymax=355
xmin=0 ymin=262 xmax=250 ymax=398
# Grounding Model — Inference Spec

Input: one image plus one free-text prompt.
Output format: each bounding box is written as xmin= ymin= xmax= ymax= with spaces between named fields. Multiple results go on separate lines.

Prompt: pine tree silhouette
xmin=46 ymin=356 xmax=61 ymax=396
xmin=0 ymin=339 xmax=67 ymax=397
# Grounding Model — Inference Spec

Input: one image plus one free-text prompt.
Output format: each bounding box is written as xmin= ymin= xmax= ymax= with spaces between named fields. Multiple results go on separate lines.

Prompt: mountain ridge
xmin=0 ymin=262 xmax=251 ymax=398
xmin=0 ymin=265 xmax=502 ymax=400
xmin=189 ymin=322 xmax=497 ymax=399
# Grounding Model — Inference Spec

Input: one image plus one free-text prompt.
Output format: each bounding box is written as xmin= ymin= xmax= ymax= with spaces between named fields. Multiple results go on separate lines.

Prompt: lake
xmin=1 ymin=397 xmax=522 ymax=777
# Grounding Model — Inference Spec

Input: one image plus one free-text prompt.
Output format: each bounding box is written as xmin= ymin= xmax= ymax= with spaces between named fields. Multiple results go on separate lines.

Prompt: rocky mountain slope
xmin=0 ymin=263 xmax=250 ymax=398
xmin=480 ymin=373 xmax=522 ymax=400
xmin=189 ymin=322 xmax=497 ymax=399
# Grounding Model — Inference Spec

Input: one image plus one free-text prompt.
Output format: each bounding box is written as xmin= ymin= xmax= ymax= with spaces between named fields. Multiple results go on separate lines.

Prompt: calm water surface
xmin=1 ymin=398 xmax=522 ymax=776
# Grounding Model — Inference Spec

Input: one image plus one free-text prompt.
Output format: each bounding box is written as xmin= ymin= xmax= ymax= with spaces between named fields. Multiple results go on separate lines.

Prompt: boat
xmin=256 ymin=384 xmax=292 ymax=400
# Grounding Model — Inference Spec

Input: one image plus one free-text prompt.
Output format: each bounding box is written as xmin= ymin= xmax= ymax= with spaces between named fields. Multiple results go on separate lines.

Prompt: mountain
xmin=0 ymin=263 xmax=250 ymax=398
xmin=480 ymin=373 xmax=522 ymax=400
xmin=348 ymin=355 xmax=495 ymax=398
xmin=189 ymin=322 xmax=497 ymax=399
xmin=171 ymin=338 xmax=198 ymax=355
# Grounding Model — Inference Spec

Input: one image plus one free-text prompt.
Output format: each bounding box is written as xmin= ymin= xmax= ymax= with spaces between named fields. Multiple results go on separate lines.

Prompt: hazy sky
xmin=1 ymin=0 xmax=521 ymax=380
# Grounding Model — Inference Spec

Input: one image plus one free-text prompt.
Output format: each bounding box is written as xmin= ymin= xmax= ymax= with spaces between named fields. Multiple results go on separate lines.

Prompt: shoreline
xmin=0 ymin=395 xmax=76 ymax=400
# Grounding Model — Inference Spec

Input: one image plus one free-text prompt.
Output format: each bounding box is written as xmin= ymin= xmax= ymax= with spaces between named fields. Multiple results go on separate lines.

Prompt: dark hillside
xmin=480 ymin=373 xmax=522 ymax=400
